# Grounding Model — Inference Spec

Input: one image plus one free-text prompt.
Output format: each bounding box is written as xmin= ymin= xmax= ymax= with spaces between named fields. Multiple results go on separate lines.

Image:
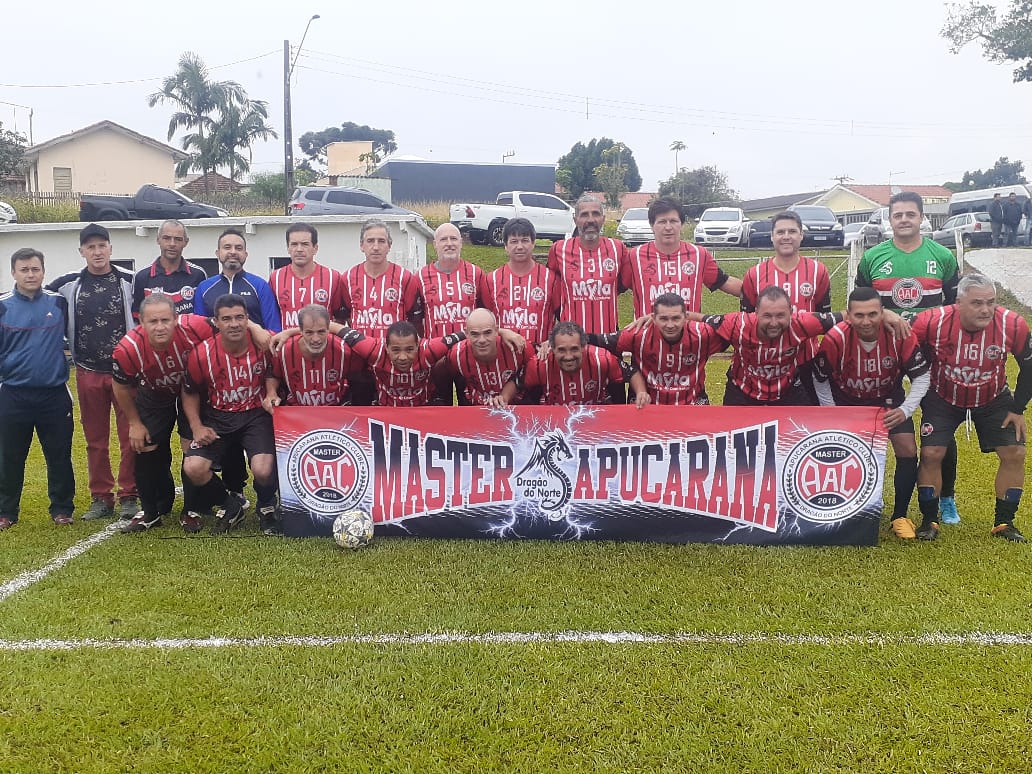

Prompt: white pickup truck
xmin=450 ymin=191 xmax=575 ymax=247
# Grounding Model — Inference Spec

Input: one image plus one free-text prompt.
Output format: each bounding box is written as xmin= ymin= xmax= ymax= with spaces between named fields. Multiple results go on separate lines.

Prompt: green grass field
xmin=2 ymin=245 xmax=1031 ymax=772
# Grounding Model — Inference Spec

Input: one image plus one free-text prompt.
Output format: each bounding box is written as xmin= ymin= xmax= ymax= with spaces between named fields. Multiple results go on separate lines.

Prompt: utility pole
xmin=283 ymin=40 xmax=294 ymax=197
xmin=283 ymin=15 xmax=319 ymax=204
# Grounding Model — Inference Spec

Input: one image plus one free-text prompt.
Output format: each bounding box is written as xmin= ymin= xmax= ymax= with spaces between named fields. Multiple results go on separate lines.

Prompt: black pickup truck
xmin=78 ymin=184 xmax=227 ymax=221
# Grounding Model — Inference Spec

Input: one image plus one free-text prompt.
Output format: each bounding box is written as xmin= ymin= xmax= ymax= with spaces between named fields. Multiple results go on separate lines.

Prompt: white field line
xmin=0 ymin=522 xmax=120 ymax=603
xmin=2 ymin=630 xmax=1032 ymax=652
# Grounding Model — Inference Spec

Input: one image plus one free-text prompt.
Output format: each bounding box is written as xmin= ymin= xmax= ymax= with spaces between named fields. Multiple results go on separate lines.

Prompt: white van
xmin=947 ymin=184 xmax=1031 ymax=217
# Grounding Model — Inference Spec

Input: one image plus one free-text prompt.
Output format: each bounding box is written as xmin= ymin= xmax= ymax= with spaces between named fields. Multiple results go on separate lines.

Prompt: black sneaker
xmin=258 ymin=504 xmax=282 ymax=536
xmin=121 ymin=512 xmax=162 ymax=533
xmin=211 ymin=493 xmax=248 ymax=535
xmin=916 ymin=521 xmax=940 ymax=541
xmin=991 ymin=523 xmax=1027 ymax=542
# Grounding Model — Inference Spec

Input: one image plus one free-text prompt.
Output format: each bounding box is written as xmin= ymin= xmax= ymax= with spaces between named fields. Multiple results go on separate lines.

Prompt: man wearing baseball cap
xmin=47 ymin=223 xmax=139 ymax=522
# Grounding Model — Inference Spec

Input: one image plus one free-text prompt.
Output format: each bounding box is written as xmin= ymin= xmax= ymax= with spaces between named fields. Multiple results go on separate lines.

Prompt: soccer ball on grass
xmin=332 ymin=509 xmax=374 ymax=549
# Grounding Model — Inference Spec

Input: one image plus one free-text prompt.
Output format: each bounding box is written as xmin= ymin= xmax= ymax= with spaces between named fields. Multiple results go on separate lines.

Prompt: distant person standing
xmin=131 ymin=220 xmax=207 ymax=317
xmin=1023 ymin=195 xmax=1032 ymax=244
xmin=989 ymin=193 xmax=1004 ymax=248
xmin=1003 ymin=191 xmax=1024 ymax=247
xmin=48 ymin=224 xmax=139 ymax=522
xmin=0 ymin=248 xmax=75 ymax=530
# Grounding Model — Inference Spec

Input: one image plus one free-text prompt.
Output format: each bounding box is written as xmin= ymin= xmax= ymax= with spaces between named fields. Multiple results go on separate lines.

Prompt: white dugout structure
xmin=0 ymin=214 xmax=434 ymax=292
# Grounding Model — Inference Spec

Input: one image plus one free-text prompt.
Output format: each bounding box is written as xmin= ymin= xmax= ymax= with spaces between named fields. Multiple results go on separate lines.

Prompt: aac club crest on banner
xmin=274 ymin=405 xmax=887 ymax=545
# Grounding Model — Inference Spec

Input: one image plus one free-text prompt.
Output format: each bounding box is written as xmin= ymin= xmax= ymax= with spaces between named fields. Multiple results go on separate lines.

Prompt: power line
xmin=0 ymin=51 xmax=279 ymax=89
xmin=293 ymin=60 xmax=1032 ymax=140
xmin=298 ymin=48 xmax=1032 ymax=135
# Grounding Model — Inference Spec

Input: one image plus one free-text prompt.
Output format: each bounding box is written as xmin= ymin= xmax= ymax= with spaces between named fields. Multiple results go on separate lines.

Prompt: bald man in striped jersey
xmin=419 ymin=223 xmax=483 ymax=404
xmin=448 ymin=308 xmax=529 ymax=408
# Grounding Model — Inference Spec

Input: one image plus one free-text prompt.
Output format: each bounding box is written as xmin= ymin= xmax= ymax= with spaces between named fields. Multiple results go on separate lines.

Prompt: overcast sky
xmin=5 ymin=0 xmax=1032 ymax=199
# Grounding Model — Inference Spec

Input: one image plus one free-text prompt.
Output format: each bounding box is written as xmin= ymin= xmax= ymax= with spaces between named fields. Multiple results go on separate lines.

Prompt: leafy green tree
xmin=556 ymin=138 xmax=642 ymax=200
xmin=658 ymin=166 xmax=738 ymax=216
xmin=147 ymin=52 xmax=248 ymax=194
xmin=942 ymin=1 xmax=1032 ymax=81
xmin=943 ymin=156 xmax=1027 ymax=191
xmin=593 ymin=144 xmax=629 ymax=208
xmin=0 ymin=122 xmax=27 ymax=178
xmin=298 ymin=123 xmax=398 ymax=167
xmin=249 ymin=166 xmax=318 ymax=203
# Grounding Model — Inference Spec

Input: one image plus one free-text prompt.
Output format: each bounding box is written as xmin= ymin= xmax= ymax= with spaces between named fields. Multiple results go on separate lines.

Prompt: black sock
xmin=254 ymin=482 xmax=278 ymax=510
xmin=995 ymin=498 xmax=1019 ymax=526
xmin=200 ymin=476 xmax=229 ymax=509
xmin=892 ymin=457 xmax=918 ymax=519
xmin=917 ymin=486 xmax=939 ymax=526
xmin=941 ymin=439 xmax=958 ymax=499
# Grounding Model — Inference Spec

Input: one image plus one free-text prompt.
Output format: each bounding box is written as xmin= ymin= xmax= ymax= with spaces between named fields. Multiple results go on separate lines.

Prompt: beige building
xmin=22 ymin=120 xmax=187 ymax=194
xmin=812 ymin=184 xmax=953 ymax=226
xmin=326 ymin=141 xmax=375 ymax=177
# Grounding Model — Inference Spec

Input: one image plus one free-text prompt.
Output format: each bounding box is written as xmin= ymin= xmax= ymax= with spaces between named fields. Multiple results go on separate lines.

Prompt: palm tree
xmin=669 ymin=140 xmax=686 ymax=174
xmin=147 ymin=52 xmax=247 ymax=194
xmin=212 ymin=100 xmax=278 ymax=182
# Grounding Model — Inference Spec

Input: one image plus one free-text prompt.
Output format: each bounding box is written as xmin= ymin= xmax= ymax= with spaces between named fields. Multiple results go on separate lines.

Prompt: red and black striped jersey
xmin=448 ymin=337 xmax=528 ymax=405
xmin=623 ymin=241 xmax=729 ymax=318
xmin=480 ymin=263 xmax=558 ymax=346
xmin=524 ymin=345 xmax=624 ymax=405
xmin=184 ymin=335 xmax=267 ymax=412
xmin=547 ymin=237 xmax=627 ymax=333
xmin=814 ymin=323 xmax=928 ymax=404
xmin=912 ymin=305 xmax=1032 ymax=408
xmin=269 ymin=263 xmax=347 ymax=329
xmin=271 ymin=335 xmax=359 ymax=407
xmin=615 ymin=322 xmax=725 ymax=405
xmin=340 ymin=262 xmax=422 ymax=339
xmin=741 ymin=256 xmax=832 ymax=313
xmin=705 ymin=311 xmax=834 ymax=402
xmin=417 ymin=260 xmax=483 ymax=337
xmin=351 ymin=336 xmax=452 ymax=407
xmin=111 ymin=313 xmax=214 ymax=401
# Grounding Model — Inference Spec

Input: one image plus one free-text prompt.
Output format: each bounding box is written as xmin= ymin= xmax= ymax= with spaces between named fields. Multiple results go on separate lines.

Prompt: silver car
xmin=616 ymin=208 xmax=653 ymax=246
xmin=0 ymin=200 xmax=17 ymax=224
xmin=843 ymin=222 xmax=865 ymax=248
xmin=932 ymin=212 xmax=994 ymax=249
xmin=861 ymin=206 xmax=933 ymax=248
xmin=288 ymin=186 xmax=418 ymax=217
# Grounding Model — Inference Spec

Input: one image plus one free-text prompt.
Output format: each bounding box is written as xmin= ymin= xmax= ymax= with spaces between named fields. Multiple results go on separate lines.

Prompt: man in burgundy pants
xmin=47 ymin=223 xmax=139 ymax=521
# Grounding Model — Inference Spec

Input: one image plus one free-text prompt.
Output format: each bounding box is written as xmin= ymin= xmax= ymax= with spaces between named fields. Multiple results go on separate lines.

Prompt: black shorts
xmin=183 ymin=406 xmax=275 ymax=463
xmin=136 ymin=391 xmax=193 ymax=441
xmin=918 ymin=389 xmax=1023 ymax=453
xmin=832 ymin=386 xmax=914 ymax=437
xmin=723 ymin=378 xmax=809 ymax=407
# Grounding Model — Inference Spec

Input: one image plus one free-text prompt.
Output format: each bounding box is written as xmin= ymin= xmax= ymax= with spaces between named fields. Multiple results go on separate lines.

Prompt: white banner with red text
xmin=274 ymin=405 xmax=887 ymax=545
